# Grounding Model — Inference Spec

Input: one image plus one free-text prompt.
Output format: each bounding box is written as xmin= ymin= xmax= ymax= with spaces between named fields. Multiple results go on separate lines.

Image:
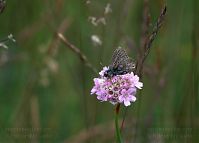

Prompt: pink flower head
xmin=91 ymin=67 xmax=143 ymax=106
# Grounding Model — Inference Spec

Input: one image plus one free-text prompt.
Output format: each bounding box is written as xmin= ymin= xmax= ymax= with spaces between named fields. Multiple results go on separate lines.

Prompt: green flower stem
xmin=115 ymin=104 xmax=123 ymax=143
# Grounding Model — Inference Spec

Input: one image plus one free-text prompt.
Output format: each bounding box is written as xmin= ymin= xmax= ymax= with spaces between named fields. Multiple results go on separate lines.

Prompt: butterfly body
xmin=104 ymin=48 xmax=135 ymax=78
xmin=104 ymin=66 xmax=128 ymax=78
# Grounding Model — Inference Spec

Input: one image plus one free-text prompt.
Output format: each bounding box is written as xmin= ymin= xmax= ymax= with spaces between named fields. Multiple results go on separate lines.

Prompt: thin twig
xmin=139 ymin=0 xmax=151 ymax=55
xmin=133 ymin=6 xmax=166 ymax=142
xmin=121 ymin=4 xmax=167 ymax=133
xmin=136 ymin=5 xmax=167 ymax=75
xmin=47 ymin=18 xmax=71 ymax=56
xmin=121 ymin=0 xmax=151 ymax=132
xmin=57 ymin=33 xmax=97 ymax=74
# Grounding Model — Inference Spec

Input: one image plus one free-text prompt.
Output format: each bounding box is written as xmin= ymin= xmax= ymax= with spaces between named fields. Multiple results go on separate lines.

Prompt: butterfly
xmin=104 ymin=48 xmax=135 ymax=78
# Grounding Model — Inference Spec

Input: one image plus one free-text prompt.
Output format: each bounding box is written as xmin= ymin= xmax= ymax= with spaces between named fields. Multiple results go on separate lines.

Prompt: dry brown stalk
xmin=57 ymin=33 xmax=97 ymax=74
xmin=136 ymin=5 xmax=167 ymax=75
xmin=121 ymin=4 xmax=167 ymax=133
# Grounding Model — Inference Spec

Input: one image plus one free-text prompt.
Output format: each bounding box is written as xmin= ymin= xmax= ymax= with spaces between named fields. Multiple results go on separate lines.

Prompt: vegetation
xmin=0 ymin=0 xmax=198 ymax=142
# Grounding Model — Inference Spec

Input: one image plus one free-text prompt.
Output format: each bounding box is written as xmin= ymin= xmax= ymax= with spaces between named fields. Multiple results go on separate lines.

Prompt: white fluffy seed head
xmin=91 ymin=35 xmax=102 ymax=46
xmin=104 ymin=3 xmax=112 ymax=14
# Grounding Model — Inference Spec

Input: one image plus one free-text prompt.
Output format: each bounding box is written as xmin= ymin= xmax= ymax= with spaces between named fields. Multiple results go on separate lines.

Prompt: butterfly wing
xmin=111 ymin=48 xmax=135 ymax=72
xmin=125 ymin=58 xmax=135 ymax=72
xmin=111 ymin=48 xmax=128 ymax=68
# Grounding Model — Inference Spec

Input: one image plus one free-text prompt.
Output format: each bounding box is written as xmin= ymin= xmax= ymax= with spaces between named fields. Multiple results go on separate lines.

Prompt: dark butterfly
xmin=104 ymin=48 xmax=135 ymax=78
xmin=0 ymin=0 xmax=6 ymax=14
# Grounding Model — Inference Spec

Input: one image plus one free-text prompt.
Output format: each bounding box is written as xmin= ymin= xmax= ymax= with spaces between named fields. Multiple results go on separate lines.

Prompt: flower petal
xmin=129 ymin=95 xmax=136 ymax=102
xmin=127 ymin=88 xmax=136 ymax=95
xmin=121 ymin=89 xmax=127 ymax=95
xmin=118 ymin=96 xmax=124 ymax=102
xmin=135 ymin=82 xmax=143 ymax=89
xmin=91 ymin=88 xmax=96 ymax=94
xmin=91 ymin=67 xmax=143 ymax=106
xmin=124 ymin=100 xmax=131 ymax=106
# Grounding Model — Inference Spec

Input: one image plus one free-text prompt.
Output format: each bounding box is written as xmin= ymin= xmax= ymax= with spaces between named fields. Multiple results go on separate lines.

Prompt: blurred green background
xmin=0 ymin=0 xmax=198 ymax=143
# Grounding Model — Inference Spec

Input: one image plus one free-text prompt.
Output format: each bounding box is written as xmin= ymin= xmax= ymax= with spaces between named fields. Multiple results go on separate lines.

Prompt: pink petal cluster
xmin=91 ymin=67 xmax=143 ymax=106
